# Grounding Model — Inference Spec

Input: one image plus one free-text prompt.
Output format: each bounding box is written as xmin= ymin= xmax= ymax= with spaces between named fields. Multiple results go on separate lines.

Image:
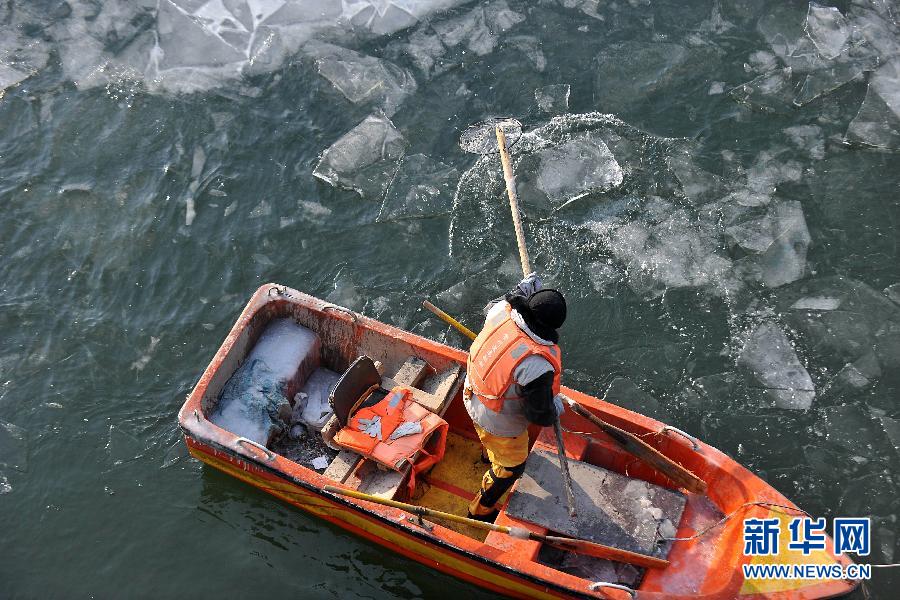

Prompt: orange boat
xmin=178 ymin=283 xmax=859 ymax=599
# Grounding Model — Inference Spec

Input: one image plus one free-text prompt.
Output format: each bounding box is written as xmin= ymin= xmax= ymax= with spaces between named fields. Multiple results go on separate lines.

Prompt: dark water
xmin=2 ymin=0 xmax=899 ymax=597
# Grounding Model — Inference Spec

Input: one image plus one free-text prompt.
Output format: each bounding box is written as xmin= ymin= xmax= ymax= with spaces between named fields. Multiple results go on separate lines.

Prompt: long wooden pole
xmin=323 ymin=485 xmax=668 ymax=569
xmin=494 ymin=125 xmax=577 ymax=520
xmin=495 ymin=126 xmax=532 ymax=276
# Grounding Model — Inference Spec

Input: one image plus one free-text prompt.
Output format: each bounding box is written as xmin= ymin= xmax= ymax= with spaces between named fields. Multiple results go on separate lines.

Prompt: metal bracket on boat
xmin=235 ymin=437 xmax=276 ymax=462
xmin=658 ymin=426 xmax=700 ymax=452
xmin=588 ymin=582 xmax=636 ymax=598
xmin=193 ymin=409 xmax=202 ymax=423
xmin=323 ymin=304 xmax=358 ymax=323
xmin=268 ymin=285 xmax=286 ymax=297
xmin=399 ymin=513 xmax=434 ymax=533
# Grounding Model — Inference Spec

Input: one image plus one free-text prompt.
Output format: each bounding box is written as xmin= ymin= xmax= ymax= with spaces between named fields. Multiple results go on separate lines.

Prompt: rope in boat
xmin=661 ymin=501 xmax=810 ymax=542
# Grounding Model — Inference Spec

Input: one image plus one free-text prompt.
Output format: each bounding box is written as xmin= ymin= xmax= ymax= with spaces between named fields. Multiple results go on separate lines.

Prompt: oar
xmin=423 ymin=300 xmax=708 ymax=496
xmin=323 ymin=484 xmax=668 ymax=569
xmin=494 ymin=125 xmax=578 ymax=518
xmin=562 ymin=395 xmax=708 ymax=495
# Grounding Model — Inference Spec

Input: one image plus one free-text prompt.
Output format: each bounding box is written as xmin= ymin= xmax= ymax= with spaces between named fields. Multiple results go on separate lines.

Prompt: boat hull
xmin=178 ymin=283 xmax=860 ymax=600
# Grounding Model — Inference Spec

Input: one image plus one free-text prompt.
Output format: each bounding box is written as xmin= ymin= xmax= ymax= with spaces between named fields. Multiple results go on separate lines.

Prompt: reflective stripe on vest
xmin=467 ymin=306 xmax=562 ymax=413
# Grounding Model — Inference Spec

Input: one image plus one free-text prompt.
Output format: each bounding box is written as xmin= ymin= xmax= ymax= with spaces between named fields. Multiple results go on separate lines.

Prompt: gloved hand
xmin=513 ymin=272 xmax=543 ymax=298
xmin=553 ymin=394 xmax=564 ymax=418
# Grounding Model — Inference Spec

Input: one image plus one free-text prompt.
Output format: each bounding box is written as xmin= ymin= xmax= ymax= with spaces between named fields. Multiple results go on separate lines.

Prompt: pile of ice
xmin=293 ymin=368 xmax=341 ymax=432
xmin=210 ymin=318 xmax=321 ymax=445
xmin=732 ymin=1 xmax=900 ymax=149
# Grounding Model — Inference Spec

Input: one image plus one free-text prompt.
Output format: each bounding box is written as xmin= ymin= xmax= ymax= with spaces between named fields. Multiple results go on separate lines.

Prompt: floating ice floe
xmin=726 ymin=201 xmax=811 ymax=289
xmin=531 ymin=133 xmax=624 ymax=207
xmin=377 ymin=154 xmax=459 ymax=221
xmin=805 ymin=3 xmax=852 ymax=60
xmin=308 ymin=42 xmax=417 ymax=115
xmin=535 ymin=84 xmax=571 ymax=114
xmin=777 ymin=276 xmax=900 ymax=373
xmin=0 ymin=64 xmax=30 ymax=95
xmin=846 ymin=58 xmax=900 ymax=149
xmin=595 ymin=42 xmax=688 ymax=112
xmin=5 ymin=0 xmax=474 ymax=94
xmin=603 ymin=208 xmax=736 ymax=299
xmin=313 ymin=112 xmax=407 ymax=200
xmin=737 ymin=321 xmax=815 ymax=410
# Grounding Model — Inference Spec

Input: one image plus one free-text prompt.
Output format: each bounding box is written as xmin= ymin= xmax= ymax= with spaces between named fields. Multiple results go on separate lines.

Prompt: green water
xmin=1 ymin=0 xmax=899 ymax=597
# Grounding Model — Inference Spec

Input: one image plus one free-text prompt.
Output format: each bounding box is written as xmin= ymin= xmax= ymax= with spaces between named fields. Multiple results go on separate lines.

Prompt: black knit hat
xmin=528 ymin=289 xmax=567 ymax=330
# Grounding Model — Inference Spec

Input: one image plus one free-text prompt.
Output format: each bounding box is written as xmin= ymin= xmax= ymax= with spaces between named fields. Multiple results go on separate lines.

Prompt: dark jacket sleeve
xmin=520 ymin=371 xmax=556 ymax=427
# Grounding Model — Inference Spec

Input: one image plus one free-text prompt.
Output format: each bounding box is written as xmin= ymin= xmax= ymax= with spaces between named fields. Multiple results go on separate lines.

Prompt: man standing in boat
xmin=464 ymin=274 xmax=567 ymax=522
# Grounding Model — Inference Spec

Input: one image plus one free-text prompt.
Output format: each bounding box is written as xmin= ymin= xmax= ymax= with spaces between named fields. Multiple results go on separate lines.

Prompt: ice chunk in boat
xmin=534 ymin=84 xmax=571 ymax=114
xmin=533 ymin=134 xmax=624 ymax=206
xmin=249 ymin=318 xmax=321 ymax=384
xmin=313 ymin=113 xmax=407 ymax=200
xmin=210 ymin=318 xmax=321 ymax=445
xmin=377 ymin=154 xmax=459 ymax=222
xmin=727 ymin=201 xmax=811 ymax=289
xmin=295 ymin=368 xmax=341 ymax=432
xmin=736 ymin=321 xmax=814 ymax=410
xmin=310 ymin=43 xmax=417 ymax=116
xmin=211 ymin=358 xmax=293 ymax=445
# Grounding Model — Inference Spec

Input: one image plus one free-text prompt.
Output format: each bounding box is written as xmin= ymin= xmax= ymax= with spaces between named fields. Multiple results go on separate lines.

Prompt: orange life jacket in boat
xmin=333 ymin=387 xmax=448 ymax=495
xmin=467 ymin=305 xmax=562 ymax=412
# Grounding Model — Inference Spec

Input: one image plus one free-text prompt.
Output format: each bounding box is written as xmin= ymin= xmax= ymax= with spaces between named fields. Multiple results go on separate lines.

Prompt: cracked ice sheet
xmin=805 ymin=3 xmax=852 ymax=60
xmin=846 ymin=58 xmax=900 ymax=149
xmin=33 ymin=0 xmax=473 ymax=94
xmin=737 ymin=321 xmax=815 ymax=410
xmin=313 ymin=112 xmax=407 ymax=200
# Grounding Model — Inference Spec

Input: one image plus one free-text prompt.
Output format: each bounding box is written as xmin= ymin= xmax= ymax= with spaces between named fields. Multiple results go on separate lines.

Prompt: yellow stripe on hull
xmin=190 ymin=447 xmax=567 ymax=600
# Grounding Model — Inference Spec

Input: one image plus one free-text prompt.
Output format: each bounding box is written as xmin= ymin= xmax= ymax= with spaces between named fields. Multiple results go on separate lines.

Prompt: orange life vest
xmin=467 ymin=305 xmax=562 ymax=412
xmin=333 ymin=387 xmax=448 ymax=495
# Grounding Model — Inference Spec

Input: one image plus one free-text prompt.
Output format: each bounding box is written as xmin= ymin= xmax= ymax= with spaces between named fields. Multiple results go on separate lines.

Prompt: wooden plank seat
xmin=323 ymin=357 xmax=464 ymax=499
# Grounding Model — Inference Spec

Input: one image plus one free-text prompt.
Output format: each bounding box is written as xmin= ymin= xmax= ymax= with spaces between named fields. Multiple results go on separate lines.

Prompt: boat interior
xmin=197 ymin=289 xmax=721 ymax=589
